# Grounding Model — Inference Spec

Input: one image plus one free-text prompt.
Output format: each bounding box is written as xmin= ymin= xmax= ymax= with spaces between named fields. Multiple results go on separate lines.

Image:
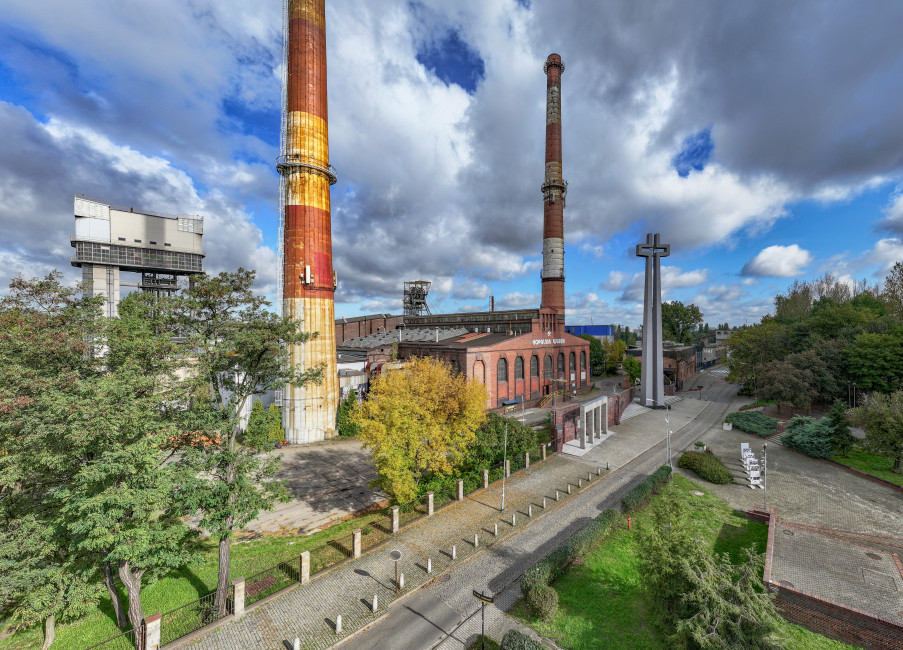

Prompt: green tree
xmin=726 ymin=319 xmax=790 ymax=394
xmin=855 ymin=391 xmax=903 ymax=472
xmin=467 ymin=413 xmax=537 ymax=470
xmin=244 ymin=399 xmax=270 ymax=448
xmin=578 ymin=334 xmax=604 ymax=374
xmin=352 ymin=356 xmax=487 ymax=503
xmin=844 ymin=329 xmax=903 ymax=393
xmin=774 ymin=279 xmax=813 ymax=323
xmin=661 ymin=301 xmax=703 ymax=344
xmin=622 ymin=355 xmax=641 ymax=384
xmin=266 ymin=403 xmax=284 ymax=442
xmin=336 ymin=390 xmax=361 ymax=437
xmin=601 ymin=338 xmax=627 ymax=374
xmin=827 ymin=399 xmax=855 ymax=455
xmin=172 ymin=269 xmax=322 ymax=617
xmin=757 ymin=359 xmax=816 ymax=414
xmin=882 ymin=261 xmax=903 ymax=319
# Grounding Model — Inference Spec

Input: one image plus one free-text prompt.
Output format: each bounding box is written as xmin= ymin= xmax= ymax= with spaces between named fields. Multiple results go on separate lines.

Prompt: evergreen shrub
xmin=677 ymin=451 xmax=733 ymax=484
xmin=780 ymin=416 xmax=834 ymax=459
xmin=724 ymin=411 xmax=778 ymax=437
xmin=621 ymin=465 xmax=672 ymax=512
xmin=500 ymin=629 xmax=545 ymax=650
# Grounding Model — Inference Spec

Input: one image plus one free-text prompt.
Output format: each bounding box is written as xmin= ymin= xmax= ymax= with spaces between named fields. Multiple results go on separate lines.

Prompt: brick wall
xmin=608 ymin=388 xmax=635 ymax=426
xmin=550 ymin=404 xmax=581 ymax=451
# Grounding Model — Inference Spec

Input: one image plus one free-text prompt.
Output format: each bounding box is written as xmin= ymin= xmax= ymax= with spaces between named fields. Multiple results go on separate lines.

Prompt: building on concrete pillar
xmin=636 ymin=233 xmax=670 ymax=408
xmin=70 ymin=195 xmax=205 ymax=317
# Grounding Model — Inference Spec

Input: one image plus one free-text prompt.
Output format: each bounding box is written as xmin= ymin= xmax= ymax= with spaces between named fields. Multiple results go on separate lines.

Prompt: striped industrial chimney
xmin=540 ymin=53 xmax=566 ymax=323
xmin=278 ymin=0 xmax=339 ymax=444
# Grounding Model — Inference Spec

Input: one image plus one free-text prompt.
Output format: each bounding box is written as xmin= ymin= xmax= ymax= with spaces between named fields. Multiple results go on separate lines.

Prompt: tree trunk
xmin=41 ymin=615 xmax=54 ymax=650
xmin=118 ymin=561 xmax=145 ymax=650
xmin=894 ymin=456 xmax=902 ymax=473
xmin=215 ymin=532 xmax=232 ymax=618
xmin=104 ymin=560 xmax=128 ymax=629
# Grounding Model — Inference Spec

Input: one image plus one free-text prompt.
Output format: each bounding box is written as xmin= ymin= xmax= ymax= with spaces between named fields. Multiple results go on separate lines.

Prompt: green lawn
xmin=834 ymin=445 xmax=903 ymax=487
xmin=509 ymin=475 xmax=856 ymax=650
xmin=0 ymin=508 xmax=401 ymax=650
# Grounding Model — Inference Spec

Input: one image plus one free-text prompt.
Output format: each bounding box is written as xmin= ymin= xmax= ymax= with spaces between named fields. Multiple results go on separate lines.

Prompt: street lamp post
xmin=761 ymin=444 xmax=768 ymax=510
xmin=501 ymin=421 xmax=508 ymax=512
xmin=665 ymin=404 xmax=672 ymax=469
xmin=852 ymin=382 xmax=857 ymax=409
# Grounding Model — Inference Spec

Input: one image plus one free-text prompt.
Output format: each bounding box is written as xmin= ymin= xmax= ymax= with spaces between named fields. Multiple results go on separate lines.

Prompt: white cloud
xmin=497 ymin=291 xmax=540 ymax=309
xmin=601 ymin=271 xmax=627 ymax=291
xmin=741 ymin=245 xmax=813 ymax=277
xmin=866 ymin=238 xmax=903 ymax=275
xmin=879 ymin=189 xmax=903 ymax=233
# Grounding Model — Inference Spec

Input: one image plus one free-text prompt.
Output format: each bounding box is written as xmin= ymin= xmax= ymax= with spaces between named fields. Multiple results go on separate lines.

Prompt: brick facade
xmin=335 ymin=314 xmax=404 ymax=345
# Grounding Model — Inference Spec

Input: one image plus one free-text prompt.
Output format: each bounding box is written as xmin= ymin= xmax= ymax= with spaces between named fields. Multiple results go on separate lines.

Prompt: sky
xmin=2 ymin=0 xmax=903 ymax=330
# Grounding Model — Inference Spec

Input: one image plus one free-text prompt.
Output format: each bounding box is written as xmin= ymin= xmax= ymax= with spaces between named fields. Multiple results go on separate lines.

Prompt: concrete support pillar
xmin=603 ymin=401 xmax=609 ymax=435
xmin=300 ymin=551 xmax=310 ymax=584
xmin=579 ymin=417 xmax=586 ymax=449
xmin=483 ymin=468 xmax=489 ymax=489
xmin=232 ymin=578 xmax=245 ymax=619
xmin=427 ymin=491 xmax=434 ymax=516
xmin=391 ymin=506 xmax=399 ymax=533
xmin=596 ymin=405 xmax=603 ymax=438
xmin=144 ymin=613 xmax=161 ymax=650
xmin=352 ymin=529 xmax=361 ymax=559
xmin=457 ymin=479 xmax=464 ymax=501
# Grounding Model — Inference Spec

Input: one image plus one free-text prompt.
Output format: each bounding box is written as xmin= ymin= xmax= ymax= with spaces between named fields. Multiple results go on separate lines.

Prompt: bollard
xmin=399 ymin=573 xmax=405 ymax=590
xmin=483 ymin=468 xmax=489 ymax=489
xmin=494 ymin=523 xmax=498 ymax=536
xmin=555 ymin=490 xmax=560 ymax=501
xmin=567 ymin=484 xmax=572 ymax=494
xmin=542 ymin=497 xmax=547 ymax=509
xmin=527 ymin=505 xmax=532 ymax=517
xmin=336 ymin=615 xmax=343 ymax=634
xmin=597 ymin=467 xmax=602 ymax=476
xmin=512 ymin=513 xmax=517 ymax=526
xmin=391 ymin=506 xmax=399 ymax=533
xmin=294 ymin=639 xmax=300 ymax=650
xmin=607 ymin=462 xmax=610 ymax=470
xmin=451 ymin=545 xmax=457 ymax=560
xmin=628 ymin=517 xmax=631 ymax=531
xmin=578 ymin=479 xmax=583 ymax=488
xmin=372 ymin=594 xmax=378 ymax=612
xmin=427 ymin=491 xmax=434 ymax=516
xmin=427 ymin=557 xmax=432 ymax=573
xmin=588 ymin=472 xmax=593 ymax=482
xmin=474 ymin=533 xmax=479 ymax=547
xmin=541 ymin=445 xmax=547 ymax=461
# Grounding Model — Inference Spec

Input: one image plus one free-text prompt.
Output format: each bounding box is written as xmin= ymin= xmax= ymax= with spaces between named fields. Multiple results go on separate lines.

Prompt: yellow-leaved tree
xmin=353 ymin=356 xmax=488 ymax=503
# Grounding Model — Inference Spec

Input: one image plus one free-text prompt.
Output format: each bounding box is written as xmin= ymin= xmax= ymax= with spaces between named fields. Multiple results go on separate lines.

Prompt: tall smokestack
xmin=278 ymin=0 xmax=339 ymax=444
xmin=540 ymin=53 xmax=566 ymax=323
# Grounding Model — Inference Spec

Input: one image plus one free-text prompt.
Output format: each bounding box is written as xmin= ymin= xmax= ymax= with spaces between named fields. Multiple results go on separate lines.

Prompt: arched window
xmin=544 ymin=355 xmax=553 ymax=379
xmin=557 ymin=353 xmax=565 ymax=375
xmin=580 ymin=351 xmax=587 ymax=370
xmin=515 ymin=356 xmax=524 ymax=381
xmin=531 ymin=355 xmax=539 ymax=377
xmin=569 ymin=351 xmax=576 ymax=376
xmin=497 ymin=357 xmax=508 ymax=383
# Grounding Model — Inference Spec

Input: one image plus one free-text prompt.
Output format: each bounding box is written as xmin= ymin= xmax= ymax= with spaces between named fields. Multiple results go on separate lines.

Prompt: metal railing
xmin=160 ymin=588 xmax=231 ymax=646
xmin=245 ymin=559 xmax=299 ymax=607
xmin=84 ymin=623 xmax=142 ymax=650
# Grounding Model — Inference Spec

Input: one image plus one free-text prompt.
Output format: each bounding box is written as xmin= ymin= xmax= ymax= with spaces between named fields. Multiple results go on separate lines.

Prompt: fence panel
xmin=84 ymin=624 xmax=141 ymax=650
xmin=244 ymin=557 xmax=300 ymax=607
xmin=310 ymin=534 xmax=354 ymax=574
xmin=160 ymin=590 xmax=228 ymax=646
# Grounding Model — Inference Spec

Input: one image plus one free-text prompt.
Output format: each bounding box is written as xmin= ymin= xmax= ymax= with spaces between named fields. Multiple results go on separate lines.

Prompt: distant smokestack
xmin=540 ymin=53 xmax=566 ymax=321
xmin=278 ymin=0 xmax=339 ymax=444
xmin=491 ymin=296 xmax=495 ymax=312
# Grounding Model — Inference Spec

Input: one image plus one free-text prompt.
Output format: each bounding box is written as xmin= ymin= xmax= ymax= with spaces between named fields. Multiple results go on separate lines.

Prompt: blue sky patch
xmin=219 ymin=96 xmax=280 ymax=147
xmin=673 ymin=128 xmax=714 ymax=177
xmin=416 ymin=29 xmax=485 ymax=94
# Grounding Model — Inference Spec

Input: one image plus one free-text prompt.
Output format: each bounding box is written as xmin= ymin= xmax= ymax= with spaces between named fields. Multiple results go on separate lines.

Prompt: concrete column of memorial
xmin=636 ymin=233 xmax=670 ymax=409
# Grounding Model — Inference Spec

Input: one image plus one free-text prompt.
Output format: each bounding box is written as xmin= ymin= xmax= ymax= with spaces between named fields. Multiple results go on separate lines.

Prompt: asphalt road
xmin=339 ymin=369 xmax=739 ymax=649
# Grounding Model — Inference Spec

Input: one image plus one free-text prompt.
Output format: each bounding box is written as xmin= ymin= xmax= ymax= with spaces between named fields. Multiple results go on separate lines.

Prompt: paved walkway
xmin=183 ymin=394 xmax=715 ymax=649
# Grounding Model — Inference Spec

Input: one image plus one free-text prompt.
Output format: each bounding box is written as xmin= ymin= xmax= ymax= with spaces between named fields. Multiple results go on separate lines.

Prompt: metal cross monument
xmin=636 ymin=233 xmax=670 ymax=408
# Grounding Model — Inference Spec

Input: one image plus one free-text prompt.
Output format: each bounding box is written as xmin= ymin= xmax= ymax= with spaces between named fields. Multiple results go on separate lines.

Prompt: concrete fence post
xmin=483 ymin=468 xmax=489 ymax=489
xmin=144 ymin=613 xmax=162 ymax=650
xmin=525 ymin=452 xmax=530 ymax=468
xmin=232 ymin=578 xmax=245 ymax=619
xmin=391 ymin=506 xmax=399 ymax=534
xmin=541 ymin=445 xmax=547 ymax=461
xmin=457 ymin=479 xmax=464 ymax=501
xmin=504 ymin=459 xmax=510 ymax=478
xmin=352 ymin=529 xmax=362 ymax=559
xmin=427 ymin=557 xmax=432 ymax=573
xmin=427 ymin=491 xmax=434 ymax=516
xmin=300 ymin=551 xmax=310 ymax=585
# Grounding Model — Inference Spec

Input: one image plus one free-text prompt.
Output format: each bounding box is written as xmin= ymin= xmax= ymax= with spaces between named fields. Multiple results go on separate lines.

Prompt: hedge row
xmin=724 ymin=411 xmax=778 ymax=437
xmin=500 ymin=629 xmax=545 ymax=650
xmin=677 ymin=451 xmax=734 ymax=484
xmin=621 ymin=465 xmax=673 ymax=513
xmin=520 ymin=508 xmax=620 ymax=621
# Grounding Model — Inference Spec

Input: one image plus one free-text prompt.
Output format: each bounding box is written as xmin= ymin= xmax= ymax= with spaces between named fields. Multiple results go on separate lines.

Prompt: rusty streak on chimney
xmin=540 ymin=53 xmax=566 ymax=322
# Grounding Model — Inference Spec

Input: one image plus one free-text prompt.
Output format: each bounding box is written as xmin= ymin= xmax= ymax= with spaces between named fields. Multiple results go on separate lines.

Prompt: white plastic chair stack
xmin=743 ymin=457 xmax=759 ymax=474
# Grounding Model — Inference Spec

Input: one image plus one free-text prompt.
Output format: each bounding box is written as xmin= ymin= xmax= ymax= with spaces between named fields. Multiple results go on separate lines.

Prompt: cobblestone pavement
xmin=243 ymin=438 xmax=387 ymax=535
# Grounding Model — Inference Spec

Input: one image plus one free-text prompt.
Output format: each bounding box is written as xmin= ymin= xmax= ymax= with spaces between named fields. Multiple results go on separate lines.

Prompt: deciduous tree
xmin=855 ymin=391 xmax=903 ymax=472
xmin=353 ymin=356 xmax=487 ymax=503
xmin=661 ymin=301 xmax=703 ymax=344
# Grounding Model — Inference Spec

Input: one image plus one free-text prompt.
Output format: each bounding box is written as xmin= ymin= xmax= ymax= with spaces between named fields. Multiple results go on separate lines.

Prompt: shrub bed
xmin=780 ymin=416 xmax=834 ymax=459
xmin=677 ymin=451 xmax=734 ymax=484
xmin=724 ymin=411 xmax=778 ymax=437
xmin=500 ymin=629 xmax=545 ymax=650
xmin=520 ymin=508 xmax=620 ymax=620
xmin=621 ymin=465 xmax=672 ymax=513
